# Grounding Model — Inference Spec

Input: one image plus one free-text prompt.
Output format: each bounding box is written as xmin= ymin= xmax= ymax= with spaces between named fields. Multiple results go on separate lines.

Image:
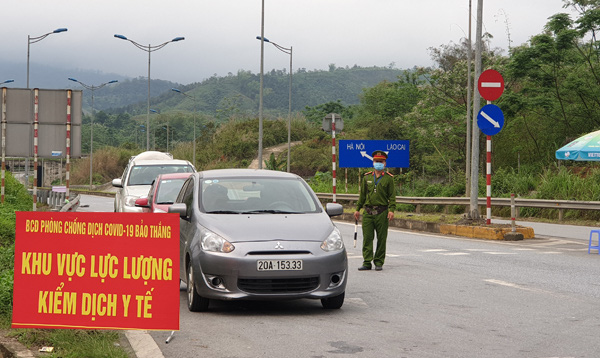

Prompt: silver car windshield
xmin=200 ymin=178 xmax=320 ymax=214
xmin=128 ymin=165 xmax=194 ymax=186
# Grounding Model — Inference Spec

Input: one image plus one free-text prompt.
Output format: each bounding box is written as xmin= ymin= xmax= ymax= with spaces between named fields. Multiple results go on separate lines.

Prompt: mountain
xmin=0 ymin=60 xmax=180 ymax=113
xmin=115 ymin=65 xmax=410 ymax=117
xmin=1 ymin=60 xmax=410 ymax=116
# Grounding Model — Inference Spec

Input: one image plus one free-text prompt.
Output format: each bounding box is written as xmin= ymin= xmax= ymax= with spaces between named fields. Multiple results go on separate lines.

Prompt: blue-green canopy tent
xmin=556 ymin=130 xmax=600 ymax=161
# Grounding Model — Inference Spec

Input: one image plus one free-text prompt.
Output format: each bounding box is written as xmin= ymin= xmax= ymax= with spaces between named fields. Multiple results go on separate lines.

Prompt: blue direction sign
xmin=339 ymin=140 xmax=410 ymax=168
xmin=477 ymin=104 xmax=504 ymax=136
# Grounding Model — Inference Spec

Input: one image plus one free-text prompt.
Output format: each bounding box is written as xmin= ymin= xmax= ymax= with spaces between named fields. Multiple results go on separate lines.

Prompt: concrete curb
xmin=338 ymin=213 xmax=535 ymax=240
xmin=0 ymin=330 xmax=38 ymax=358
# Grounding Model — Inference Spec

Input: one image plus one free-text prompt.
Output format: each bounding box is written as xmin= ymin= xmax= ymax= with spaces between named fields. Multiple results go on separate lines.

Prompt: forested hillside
xmin=108 ymin=65 xmax=407 ymax=117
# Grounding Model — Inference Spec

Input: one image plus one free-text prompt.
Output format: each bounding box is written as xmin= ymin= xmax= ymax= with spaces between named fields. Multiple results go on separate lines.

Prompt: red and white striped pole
xmin=486 ymin=134 xmax=492 ymax=224
xmin=33 ymin=89 xmax=39 ymax=211
xmin=1 ymin=87 xmax=6 ymax=203
xmin=66 ymin=90 xmax=72 ymax=199
xmin=331 ymin=113 xmax=336 ymax=203
xmin=510 ymin=193 xmax=516 ymax=232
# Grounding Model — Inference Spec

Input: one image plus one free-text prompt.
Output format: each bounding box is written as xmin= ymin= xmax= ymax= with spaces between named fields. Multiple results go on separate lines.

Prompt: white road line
xmin=484 ymin=279 xmax=553 ymax=295
xmin=386 ymin=254 xmax=400 ymax=257
xmin=512 ymin=248 xmax=536 ymax=251
xmin=439 ymin=252 xmax=470 ymax=256
xmin=465 ymin=249 xmax=488 ymax=251
xmin=421 ymin=249 xmax=448 ymax=252
xmin=483 ymin=252 xmax=517 ymax=255
xmin=541 ymin=252 xmax=562 ymax=254
xmin=345 ymin=298 xmax=368 ymax=307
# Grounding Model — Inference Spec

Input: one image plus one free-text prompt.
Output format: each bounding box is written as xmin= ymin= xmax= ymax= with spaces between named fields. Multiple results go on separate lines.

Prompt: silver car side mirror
xmin=325 ymin=203 xmax=343 ymax=217
xmin=168 ymin=203 xmax=187 ymax=218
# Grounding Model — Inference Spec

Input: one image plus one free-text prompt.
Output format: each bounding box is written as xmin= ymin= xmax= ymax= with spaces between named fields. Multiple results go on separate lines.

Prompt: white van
xmin=112 ymin=151 xmax=195 ymax=212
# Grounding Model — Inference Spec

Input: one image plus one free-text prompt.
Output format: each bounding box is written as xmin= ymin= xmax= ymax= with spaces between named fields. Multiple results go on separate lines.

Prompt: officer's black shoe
xmin=375 ymin=266 xmax=383 ymax=271
xmin=358 ymin=265 xmax=372 ymax=271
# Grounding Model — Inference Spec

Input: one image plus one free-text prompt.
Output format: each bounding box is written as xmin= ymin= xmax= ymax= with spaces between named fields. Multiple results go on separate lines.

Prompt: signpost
xmin=322 ymin=113 xmax=343 ymax=203
xmin=339 ymin=140 xmax=410 ymax=168
xmin=477 ymin=69 xmax=505 ymax=224
xmin=476 ymin=104 xmax=504 ymax=136
xmin=477 ymin=69 xmax=504 ymax=101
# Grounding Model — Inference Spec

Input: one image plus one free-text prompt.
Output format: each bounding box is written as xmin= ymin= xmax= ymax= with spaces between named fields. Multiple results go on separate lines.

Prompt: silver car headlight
xmin=124 ymin=195 xmax=139 ymax=207
xmin=201 ymin=231 xmax=235 ymax=253
xmin=321 ymin=227 xmax=344 ymax=252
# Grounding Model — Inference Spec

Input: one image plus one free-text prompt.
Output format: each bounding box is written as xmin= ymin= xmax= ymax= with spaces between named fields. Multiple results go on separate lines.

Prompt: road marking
xmin=439 ymin=252 xmax=470 ymax=256
xmin=512 ymin=248 xmax=536 ymax=251
xmin=421 ymin=249 xmax=448 ymax=252
xmin=483 ymin=252 xmax=517 ymax=255
xmin=465 ymin=249 xmax=488 ymax=251
xmin=345 ymin=298 xmax=368 ymax=307
xmin=541 ymin=252 xmax=562 ymax=254
xmin=484 ymin=279 xmax=552 ymax=294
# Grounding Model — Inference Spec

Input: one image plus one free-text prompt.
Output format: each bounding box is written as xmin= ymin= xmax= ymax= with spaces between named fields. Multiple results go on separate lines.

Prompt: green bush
xmin=1 ymin=172 xmax=32 ymax=247
xmin=0 ymin=244 xmax=14 ymax=321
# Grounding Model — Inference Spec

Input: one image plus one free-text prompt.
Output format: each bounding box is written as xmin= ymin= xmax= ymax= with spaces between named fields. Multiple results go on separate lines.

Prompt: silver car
xmin=169 ymin=169 xmax=347 ymax=311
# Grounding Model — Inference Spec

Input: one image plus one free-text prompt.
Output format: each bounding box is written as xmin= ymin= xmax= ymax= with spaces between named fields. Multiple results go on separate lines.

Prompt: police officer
xmin=354 ymin=150 xmax=396 ymax=271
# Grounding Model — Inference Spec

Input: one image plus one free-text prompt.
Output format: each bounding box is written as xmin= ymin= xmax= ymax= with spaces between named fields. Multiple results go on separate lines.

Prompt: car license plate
xmin=257 ymin=260 xmax=303 ymax=271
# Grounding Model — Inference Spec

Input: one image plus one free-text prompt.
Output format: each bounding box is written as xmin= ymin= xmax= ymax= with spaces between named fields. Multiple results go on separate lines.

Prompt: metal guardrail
xmin=316 ymin=193 xmax=600 ymax=221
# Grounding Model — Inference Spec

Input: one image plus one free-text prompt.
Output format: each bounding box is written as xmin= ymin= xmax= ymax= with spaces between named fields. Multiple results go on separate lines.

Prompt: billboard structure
xmin=1 ymin=87 xmax=82 ymax=207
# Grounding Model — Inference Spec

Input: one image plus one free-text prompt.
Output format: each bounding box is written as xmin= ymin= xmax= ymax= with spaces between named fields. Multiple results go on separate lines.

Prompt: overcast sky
xmin=3 ymin=0 xmax=574 ymax=85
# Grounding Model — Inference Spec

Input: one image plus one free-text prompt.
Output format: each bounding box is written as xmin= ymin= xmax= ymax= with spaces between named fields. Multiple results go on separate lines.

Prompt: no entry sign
xmin=478 ymin=69 xmax=505 ymax=101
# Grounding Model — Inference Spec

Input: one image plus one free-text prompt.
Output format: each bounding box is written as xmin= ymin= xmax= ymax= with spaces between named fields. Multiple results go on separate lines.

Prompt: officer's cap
xmin=372 ymin=150 xmax=387 ymax=161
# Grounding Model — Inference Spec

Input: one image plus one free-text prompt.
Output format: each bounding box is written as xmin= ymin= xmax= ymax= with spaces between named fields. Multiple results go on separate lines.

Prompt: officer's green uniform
xmin=355 ymin=162 xmax=396 ymax=268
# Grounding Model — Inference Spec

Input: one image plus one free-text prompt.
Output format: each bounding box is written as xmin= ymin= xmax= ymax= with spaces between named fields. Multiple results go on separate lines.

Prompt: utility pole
xmin=469 ymin=0 xmax=483 ymax=219
xmin=465 ymin=0 xmax=473 ymax=198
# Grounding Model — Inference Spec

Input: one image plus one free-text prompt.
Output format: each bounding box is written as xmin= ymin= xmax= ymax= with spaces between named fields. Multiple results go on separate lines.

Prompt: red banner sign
xmin=12 ymin=212 xmax=180 ymax=331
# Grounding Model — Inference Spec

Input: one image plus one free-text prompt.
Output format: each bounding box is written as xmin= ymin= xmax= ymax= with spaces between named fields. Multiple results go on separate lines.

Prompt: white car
xmin=112 ymin=151 xmax=195 ymax=212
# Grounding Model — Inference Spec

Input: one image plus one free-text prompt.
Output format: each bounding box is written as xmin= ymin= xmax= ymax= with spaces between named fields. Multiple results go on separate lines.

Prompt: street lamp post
xmin=171 ymin=88 xmax=197 ymax=167
xmin=140 ymin=125 xmax=146 ymax=149
xmin=26 ymin=28 xmax=67 ymax=191
xmin=27 ymin=28 xmax=68 ymax=89
xmin=258 ymin=0 xmax=265 ymax=169
xmin=256 ymin=36 xmax=292 ymax=172
xmin=150 ymin=109 xmax=159 ymax=150
xmin=68 ymin=78 xmax=118 ymax=190
xmin=114 ymin=34 xmax=184 ymax=151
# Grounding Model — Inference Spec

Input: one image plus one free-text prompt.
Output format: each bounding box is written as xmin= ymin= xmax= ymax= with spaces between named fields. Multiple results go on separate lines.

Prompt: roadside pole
xmin=331 ymin=113 xmax=336 ymax=203
xmin=476 ymin=70 xmax=505 ymax=224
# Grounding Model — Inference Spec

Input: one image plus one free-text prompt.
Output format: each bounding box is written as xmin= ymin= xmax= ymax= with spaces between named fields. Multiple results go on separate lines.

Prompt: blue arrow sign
xmin=339 ymin=140 xmax=410 ymax=168
xmin=477 ymin=104 xmax=504 ymax=136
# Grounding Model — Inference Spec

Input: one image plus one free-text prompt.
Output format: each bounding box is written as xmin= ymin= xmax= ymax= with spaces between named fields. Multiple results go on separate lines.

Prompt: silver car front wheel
xmin=187 ymin=261 xmax=209 ymax=312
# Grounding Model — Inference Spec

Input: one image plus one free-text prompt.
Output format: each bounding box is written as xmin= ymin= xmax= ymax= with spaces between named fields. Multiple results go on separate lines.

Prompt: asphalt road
xmin=78 ymin=194 xmax=600 ymax=358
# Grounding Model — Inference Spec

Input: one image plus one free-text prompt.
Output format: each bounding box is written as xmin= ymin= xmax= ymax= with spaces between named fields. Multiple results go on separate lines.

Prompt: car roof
xmin=156 ymin=172 xmax=194 ymax=180
xmin=130 ymin=151 xmax=173 ymax=161
xmin=197 ymin=168 xmax=300 ymax=180
xmin=131 ymin=159 xmax=193 ymax=166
